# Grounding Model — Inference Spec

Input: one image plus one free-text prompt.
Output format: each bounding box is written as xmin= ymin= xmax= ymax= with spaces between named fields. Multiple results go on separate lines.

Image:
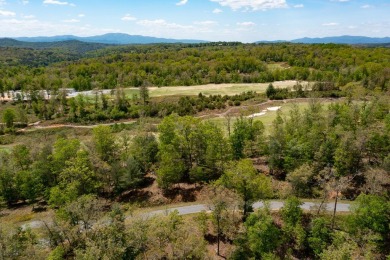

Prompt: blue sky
xmin=0 ymin=0 xmax=389 ymax=42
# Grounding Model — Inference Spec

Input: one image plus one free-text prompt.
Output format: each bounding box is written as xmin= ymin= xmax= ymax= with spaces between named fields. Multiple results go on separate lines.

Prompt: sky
xmin=0 ymin=0 xmax=389 ymax=42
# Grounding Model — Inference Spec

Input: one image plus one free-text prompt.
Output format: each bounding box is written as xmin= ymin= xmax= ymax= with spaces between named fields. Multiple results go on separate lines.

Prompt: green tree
xmin=280 ymin=197 xmax=306 ymax=252
xmin=50 ymin=138 xmax=81 ymax=186
xmin=230 ymin=117 xmax=265 ymax=159
xmin=206 ymin=185 xmax=242 ymax=256
xmin=218 ymin=159 xmax=273 ymax=217
xmin=130 ymin=133 xmax=158 ymax=173
xmin=2 ymin=108 xmax=15 ymax=129
xmin=139 ymin=84 xmax=149 ymax=105
xmin=286 ymin=164 xmax=314 ymax=197
xmin=266 ymin=83 xmax=276 ymax=99
xmin=348 ymin=194 xmax=390 ymax=239
xmin=308 ymin=217 xmax=332 ymax=256
xmin=157 ymin=114 xmax=230 ymax=188
xmin=93 ymin=125 xmax=117 ymax=163
xmin=49 ymin=150 xmax=100 ymax=207
xmin=245 ymin=205 xmax=282 ymax=258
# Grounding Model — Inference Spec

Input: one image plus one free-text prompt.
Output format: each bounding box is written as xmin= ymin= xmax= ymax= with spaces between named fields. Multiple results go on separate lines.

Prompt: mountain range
xmin=12 ymin=33 xmax=207 ymax=45
xmin=256 ymin=36 xmax=390 ymax=44
xmin=0 ymin=33 xmax=389 ymax=46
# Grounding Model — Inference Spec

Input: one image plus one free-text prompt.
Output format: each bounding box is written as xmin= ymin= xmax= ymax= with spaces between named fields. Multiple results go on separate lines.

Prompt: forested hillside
xmin=0 ymin=43 xmax=389 ymax=259
xmin=0 ymin=43 xmax=389 ymax=90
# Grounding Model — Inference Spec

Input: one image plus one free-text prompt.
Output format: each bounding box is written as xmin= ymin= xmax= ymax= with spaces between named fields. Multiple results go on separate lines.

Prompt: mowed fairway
xmin=125 ymin=80 xmax=309 ymax=97
xmin=204 ymin=99 xmax=335 ymax=135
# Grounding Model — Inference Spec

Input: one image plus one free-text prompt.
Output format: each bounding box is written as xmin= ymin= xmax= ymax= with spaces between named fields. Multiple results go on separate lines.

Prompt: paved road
xmin=21 ymin=200 xmax=351 ymax=229
xmin=140 ymin=201 xmax=351 ymax=218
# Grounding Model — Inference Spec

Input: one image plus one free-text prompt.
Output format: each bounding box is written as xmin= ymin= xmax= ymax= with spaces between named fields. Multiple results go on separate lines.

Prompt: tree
xmin=92 ymin=125 xmax=117 ymax=163
xmin=130 ymin=133 xmax=158 ymax=173
xmin=2 ymin=108 xmax=15 ymax=129
xmin=139 ymin=84 xmax=149 ymax=105
xmin=308 ymin=217 xmax=332 ymax=256
xmin=118 ymin=157 xmax=144 ymax=191
xmin=230 ymin=117 xmax=265 ymax=159
xmin=268 ymin=111 xmax=286 ymax=175
xmin=0 ymin=226 xmax=42 ymax=259
xmin=266 ymin=83 xmax=276 ymax=99
xmin=348 ymin=194 xmax=390 ymax=239
xmin=157 ymin=115 xmax=230 ymax=188
xmin=157 ymin=144 xmax=185 ymax=189
xmin=280 ymin=197 xmax=306 ymax=252
xmin=12 ymin=144 xmax=32 ymax=171
xmin=145 ymin=211 xmax=207 ymax=259
xmin=49 ymin=150 xmax=100 ymax=207
xmin=286 ymin=164 xmax=314 ymax=197
xmin=206 ymin=185 xmax=242 ymax=256
xmin=245 ymin=205 xmax=282 ymax=258
xmin=218 ymin=159 xmax=273 ymax=217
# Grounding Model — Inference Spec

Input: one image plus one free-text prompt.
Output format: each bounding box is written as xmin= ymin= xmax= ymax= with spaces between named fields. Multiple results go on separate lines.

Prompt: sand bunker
xmin=247 ymin=106 xmax=281 ymax=118
xmin=248 ymin=112 xmax=267 ymax=118
xmin=267 ymin=106 xmax=281 ymax=111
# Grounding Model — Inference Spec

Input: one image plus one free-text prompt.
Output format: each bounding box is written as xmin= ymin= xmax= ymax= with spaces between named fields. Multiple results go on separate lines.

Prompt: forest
xmin=0 ymin=42 xmax=389 ymax=259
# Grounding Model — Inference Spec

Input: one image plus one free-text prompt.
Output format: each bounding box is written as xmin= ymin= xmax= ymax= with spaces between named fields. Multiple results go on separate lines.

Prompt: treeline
xmin=0 ymin=188 xmax=388 ymax=259
xmin=1 ymin=96 xmax=389 ymax=206
xmin=0 ymin=40 xmax=113 ymax=67
xmin=0 ymin=43 xmax=389 ymax=91
xmin=0 ymin=96 xmax=389 ymax=258
xmin=1 ymin=89 xmax=260 ymax=129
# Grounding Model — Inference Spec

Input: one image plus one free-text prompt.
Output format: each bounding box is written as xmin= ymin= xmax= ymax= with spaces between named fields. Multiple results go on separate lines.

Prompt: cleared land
xmin=125 ymin=80 xmax=309 ymax=97
xmin=204 ymin=99 xmax=336 ymax=134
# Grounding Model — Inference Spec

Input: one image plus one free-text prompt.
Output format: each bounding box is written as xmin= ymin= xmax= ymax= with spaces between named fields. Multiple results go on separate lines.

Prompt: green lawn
xmin=124 ymin=81 xmax=309 ymax=98
xmin=204 ymin=100 xmax=334 ymax=135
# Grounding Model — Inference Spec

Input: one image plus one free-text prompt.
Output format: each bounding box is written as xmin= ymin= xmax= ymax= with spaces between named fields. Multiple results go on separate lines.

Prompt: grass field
xmin=204 ymin=99 xmax=335 ymax=135
xmin=125 ymin=80 xmax=309 ymax=98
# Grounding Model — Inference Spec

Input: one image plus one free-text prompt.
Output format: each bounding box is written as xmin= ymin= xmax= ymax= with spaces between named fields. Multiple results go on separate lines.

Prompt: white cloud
xmin=237 ymin=21 xmax=255 ymax=26
xmin=78 ymin=13 xmax=85 ymax=17
xmin=43 ymin=0 xmax=75 ymax=6
xmin=137 ymin=19 xmax=193 ymax=30
xmin=0 ymin=10 xmax=15 ymax=16
xmin=194 ymin=20 xmax=217 ymax=26
xmin=22 ymin=14 xmax=35 ymax=19
xmin=0 ymin=18 xmax=117 ymax=37
xmin=22 ymin=0 xmax=29 ymax=5
xmin=322 ymin=22 xmax=339 ymax=26
xmin=121 ymin=14 xmax=136 ymax=21
xmin=210 ymin=0 xmax=287 ymax=11
xmin=212 ymin=8 xmax=223 ymax=13
xmin=361 ymin=4 xmax=372 ymax=8
xmin=176 ymin=0 xmax=188 ymax=6
xmin=62 ymin=19 xmax=79 ymax=23
xmin=293 ymin=4 xmax=304 ymax=8
xmin=0 ymin=0 xmax=6 ymax=6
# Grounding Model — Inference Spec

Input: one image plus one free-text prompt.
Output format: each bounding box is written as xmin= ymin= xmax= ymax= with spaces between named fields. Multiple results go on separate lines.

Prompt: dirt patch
xmin=117 ymin=174 xmax=207 ymax=206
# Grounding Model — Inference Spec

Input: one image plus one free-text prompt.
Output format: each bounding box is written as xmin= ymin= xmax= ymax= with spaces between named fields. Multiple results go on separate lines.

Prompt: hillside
xmin=0 ymin=39 xmax=115 ymax=67
xmin=14 ymin=33 xmax=208 ymax=45
xmin=256 ymin=35 xmax=390 ymax=44
xmin=291 ymin=35 xmax=390 ymax=44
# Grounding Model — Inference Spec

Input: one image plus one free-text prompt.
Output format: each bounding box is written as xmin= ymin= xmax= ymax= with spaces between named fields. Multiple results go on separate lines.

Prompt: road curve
xmin=21 ymin=200 xmax=351 ymax=230
xmin=140 ymin=200 xmax=351 ymax=218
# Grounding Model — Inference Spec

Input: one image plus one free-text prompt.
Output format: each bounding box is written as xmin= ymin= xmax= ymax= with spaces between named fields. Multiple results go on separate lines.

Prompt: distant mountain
xmin=0 ymin=38 xmax=112 ymax=53
xmin=255 ymin=36 xmax=390 ymax=45
xmin=291 ymin=36 xmax=390 ymax=44
xmin=13 ymin=33 xmax=207 ymax=45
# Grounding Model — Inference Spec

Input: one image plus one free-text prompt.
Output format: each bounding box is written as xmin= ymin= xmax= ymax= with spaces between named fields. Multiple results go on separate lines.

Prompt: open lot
xmin=125 ymin=80 xmax=309 ymax=98
xmin=204 ymin=99 xmax=336 ymax=134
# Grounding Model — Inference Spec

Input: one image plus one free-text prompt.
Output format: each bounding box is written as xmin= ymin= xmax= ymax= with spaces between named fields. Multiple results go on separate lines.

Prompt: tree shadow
xmin=117 ymin=189 xmax=152 ymax=203
xmin=163 ymin=184 xmax=203 ymax=202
